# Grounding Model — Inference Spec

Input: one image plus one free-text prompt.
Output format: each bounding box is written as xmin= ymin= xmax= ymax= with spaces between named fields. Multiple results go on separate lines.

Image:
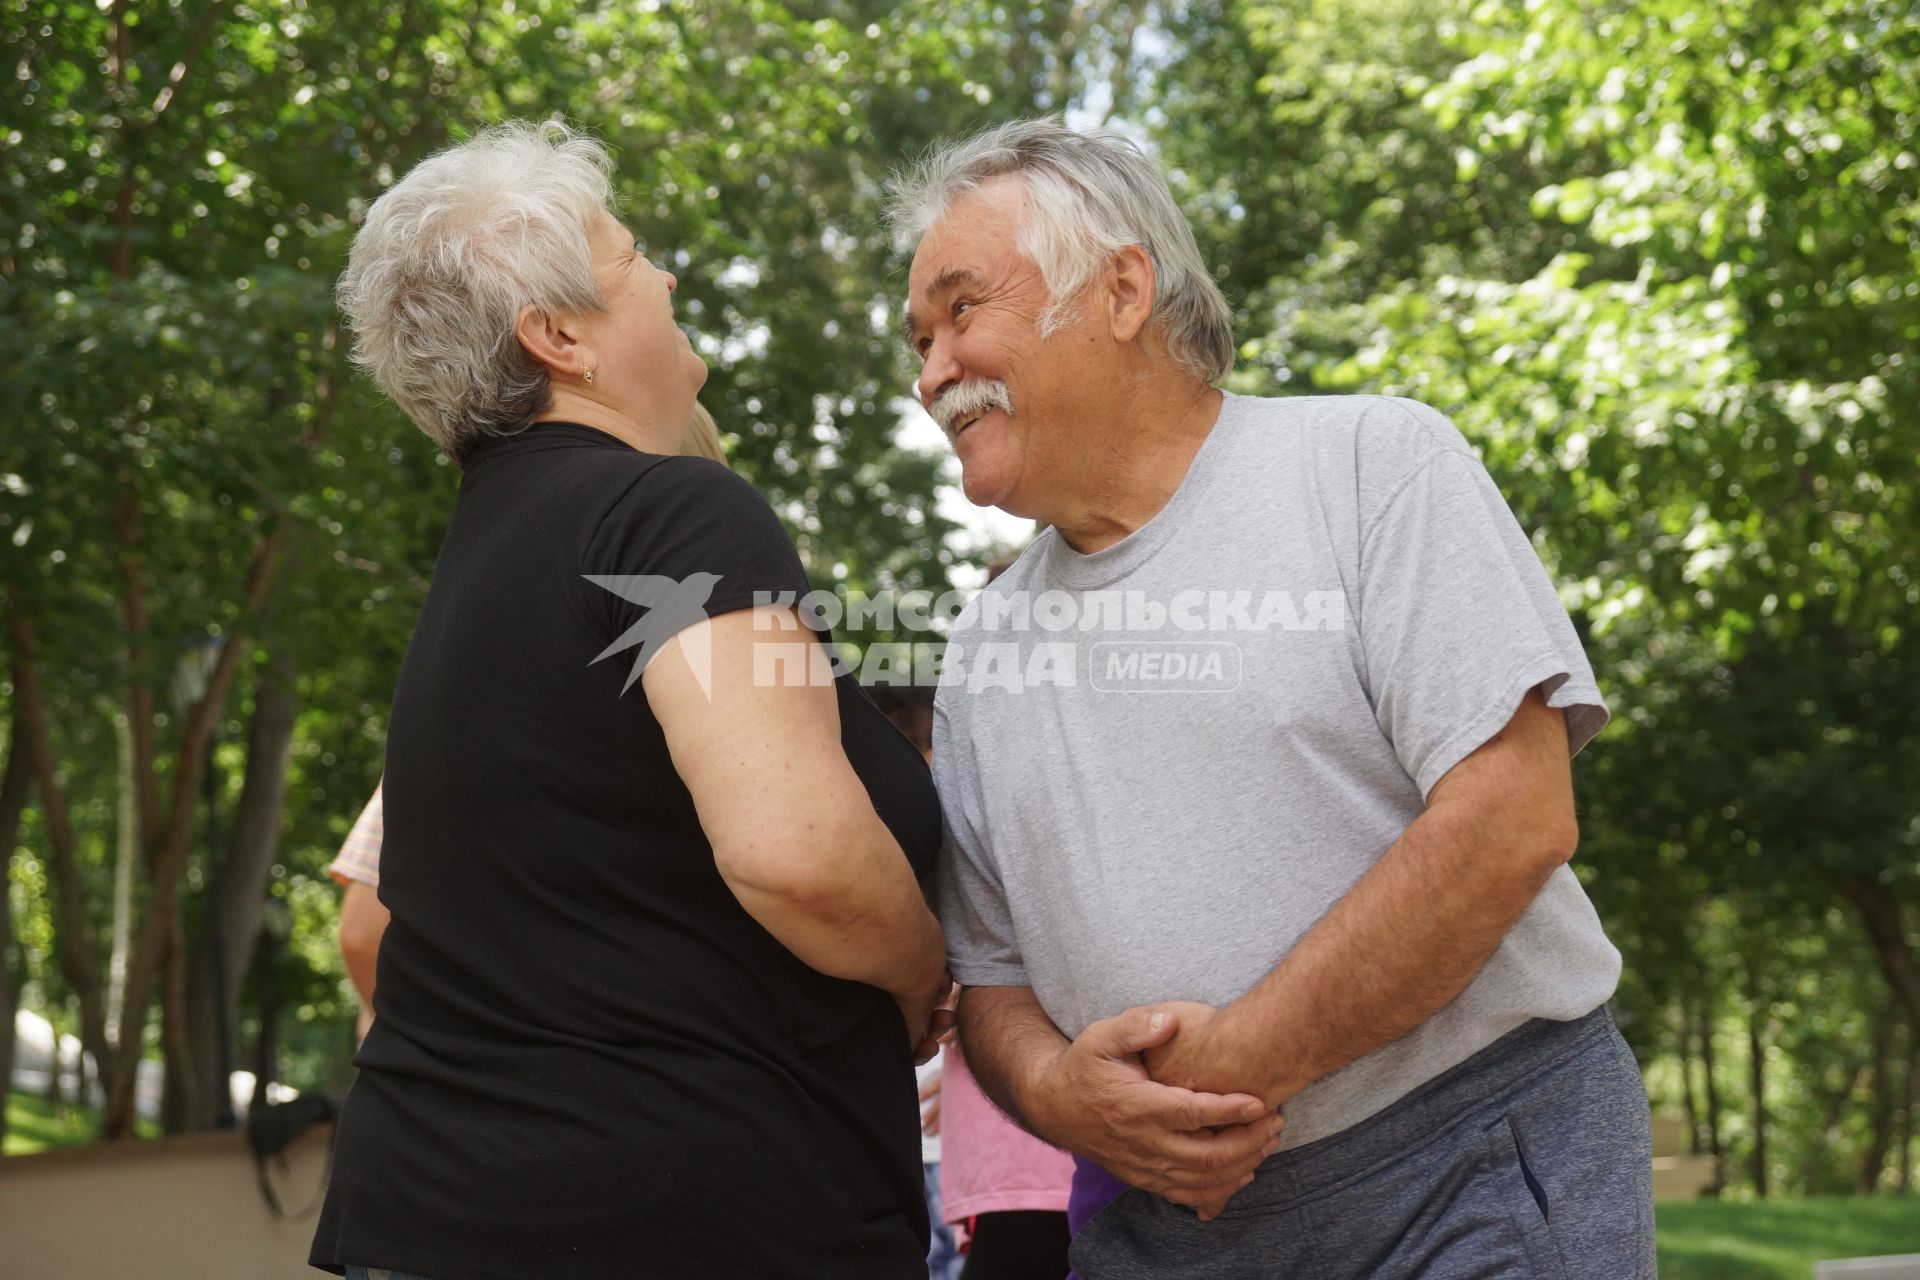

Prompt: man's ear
xmin=1106 ymin=244 xmax=1157 ymax=345
xmin=514 ymin=303 xmax=591 ymax=377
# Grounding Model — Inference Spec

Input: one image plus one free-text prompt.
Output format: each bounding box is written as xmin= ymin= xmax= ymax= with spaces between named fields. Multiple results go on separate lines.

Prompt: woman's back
xmin=312 ymin=423 xmax=940 ymax=1279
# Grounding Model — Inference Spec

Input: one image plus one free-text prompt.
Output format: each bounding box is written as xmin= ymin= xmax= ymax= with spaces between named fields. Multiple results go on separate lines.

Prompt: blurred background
xmin=1 ymin=1 xmax=1916 ymax=1274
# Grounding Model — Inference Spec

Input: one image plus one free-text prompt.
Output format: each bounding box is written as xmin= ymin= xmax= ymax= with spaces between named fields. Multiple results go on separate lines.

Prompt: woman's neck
xmin=537 ymin=390 xmax=680 ymax=454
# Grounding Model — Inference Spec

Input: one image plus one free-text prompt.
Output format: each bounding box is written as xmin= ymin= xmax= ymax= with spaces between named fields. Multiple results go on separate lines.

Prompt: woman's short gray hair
xmin=337 ymin=120 xmax=615 ymax=460
xmin=887 ymin=118 xmax=1234 ymax=383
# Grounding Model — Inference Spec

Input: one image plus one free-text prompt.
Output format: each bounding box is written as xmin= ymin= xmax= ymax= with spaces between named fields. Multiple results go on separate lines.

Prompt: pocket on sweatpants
xmin=1480 ymin=1116 xmax=1571 ymax=1279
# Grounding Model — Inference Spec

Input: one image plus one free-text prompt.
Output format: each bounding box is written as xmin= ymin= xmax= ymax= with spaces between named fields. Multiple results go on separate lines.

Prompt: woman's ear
xmin=1106 ymin=244 xmax=1157 ymax=345
xmin=515 ymin=303 xmax=590 ymax=377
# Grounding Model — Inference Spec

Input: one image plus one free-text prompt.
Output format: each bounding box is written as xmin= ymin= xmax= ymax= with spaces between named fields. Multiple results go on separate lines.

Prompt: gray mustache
xmin=931 ymin=380 xmax=1013 ymax=434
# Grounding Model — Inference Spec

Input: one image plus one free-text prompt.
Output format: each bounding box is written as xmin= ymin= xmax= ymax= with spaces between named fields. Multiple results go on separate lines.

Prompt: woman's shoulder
xmin=584 ymin=453 xmax=805 ymax=594
xmin=596 ymin=453 xmax=784 ymax=540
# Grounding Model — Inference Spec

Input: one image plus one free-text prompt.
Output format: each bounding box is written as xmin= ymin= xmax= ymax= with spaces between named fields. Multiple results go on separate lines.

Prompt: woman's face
xmin=581 ymin=211 xmax=707 ymax=431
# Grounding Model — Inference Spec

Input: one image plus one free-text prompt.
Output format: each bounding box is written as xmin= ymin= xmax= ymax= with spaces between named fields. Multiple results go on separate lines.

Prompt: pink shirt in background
xmin=939 ymin=1042 xmax=1075 ymax=1224
xmin=329 ymin=784 xmax=385 ymax=888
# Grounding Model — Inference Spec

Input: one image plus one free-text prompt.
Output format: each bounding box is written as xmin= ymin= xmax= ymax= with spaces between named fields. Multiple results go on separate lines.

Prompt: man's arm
xmin=957 ymin=985 xmax=1281 ymax=1219
xmin=1144 ymin=689 xmax=1578 ymax=1107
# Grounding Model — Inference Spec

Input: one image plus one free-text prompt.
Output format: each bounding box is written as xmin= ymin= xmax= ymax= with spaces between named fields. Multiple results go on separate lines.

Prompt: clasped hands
xmin=1033 ymin=999 xmax=1286 ymax=1222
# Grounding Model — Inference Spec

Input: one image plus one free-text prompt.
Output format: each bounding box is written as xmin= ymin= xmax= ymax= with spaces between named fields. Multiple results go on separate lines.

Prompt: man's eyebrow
xmin=925 ymin=265 xmax=985 ymax=302
xmin=901 ymin=266 xmax=986 ymax=348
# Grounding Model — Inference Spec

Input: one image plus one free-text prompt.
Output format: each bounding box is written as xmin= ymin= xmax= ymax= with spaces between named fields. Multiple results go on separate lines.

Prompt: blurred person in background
xmin=868 ymin=680 xmax=964 ymax=1280
xmin=871 ymin=672 xmax=1075 ymax=1280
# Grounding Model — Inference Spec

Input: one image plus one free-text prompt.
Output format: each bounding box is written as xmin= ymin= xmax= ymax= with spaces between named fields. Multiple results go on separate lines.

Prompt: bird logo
xmin=582 ymin=572 xmax=723 ymax=696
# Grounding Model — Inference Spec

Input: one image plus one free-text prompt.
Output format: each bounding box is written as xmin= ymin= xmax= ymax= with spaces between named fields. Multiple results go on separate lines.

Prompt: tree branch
xmin=1839 ymin=874 xmax=1920 ymax=1032
xmin=114 ymin=471 xmax=162 ymax=852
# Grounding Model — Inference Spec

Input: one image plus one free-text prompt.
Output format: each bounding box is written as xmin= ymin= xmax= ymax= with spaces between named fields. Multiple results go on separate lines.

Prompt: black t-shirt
xmin=310 ymin=423 xmax=942 ymax=1279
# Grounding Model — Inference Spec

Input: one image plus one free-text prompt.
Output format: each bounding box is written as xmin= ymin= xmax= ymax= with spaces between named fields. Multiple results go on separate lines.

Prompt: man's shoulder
xmin=1228 ymin=393 xmax=1475 ymax=519
xmin=1231 ymin=392 xmax=1470 ymax=461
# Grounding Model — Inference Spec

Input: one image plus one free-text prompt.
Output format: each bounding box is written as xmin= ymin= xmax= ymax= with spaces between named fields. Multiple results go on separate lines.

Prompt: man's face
xmin=904 ymin=176 xmax=1088 ymax=514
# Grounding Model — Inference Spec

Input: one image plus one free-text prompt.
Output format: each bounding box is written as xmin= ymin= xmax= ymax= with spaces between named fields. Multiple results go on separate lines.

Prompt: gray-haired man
xmin=896 ymin=119 xmax=1655 ymax=1278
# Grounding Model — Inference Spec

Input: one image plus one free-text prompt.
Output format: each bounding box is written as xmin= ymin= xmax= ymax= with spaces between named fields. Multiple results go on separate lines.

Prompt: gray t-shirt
xmin=933 ymin=392 xmax=1621 ymax=1150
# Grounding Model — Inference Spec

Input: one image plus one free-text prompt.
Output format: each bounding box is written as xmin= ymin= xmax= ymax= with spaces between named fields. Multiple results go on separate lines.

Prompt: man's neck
xmin=1047 ymin=381 xmax=1224 ymax=555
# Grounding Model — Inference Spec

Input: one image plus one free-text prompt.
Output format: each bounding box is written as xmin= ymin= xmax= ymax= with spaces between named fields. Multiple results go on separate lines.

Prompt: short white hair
xmin=887 ymin=118 xmax=1234 ymax=383
xmin=337 ymin=120 xmax=615 ymax=460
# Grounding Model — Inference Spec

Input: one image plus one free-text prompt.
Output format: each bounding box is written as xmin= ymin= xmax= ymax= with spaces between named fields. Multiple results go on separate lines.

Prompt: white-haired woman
xmin=310 ymin=121 xmax=949 ymax=1280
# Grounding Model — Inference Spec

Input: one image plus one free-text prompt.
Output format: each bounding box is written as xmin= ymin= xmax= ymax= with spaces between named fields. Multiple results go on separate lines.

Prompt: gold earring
xmin=583 ymin=369 xmax=595 ymax=385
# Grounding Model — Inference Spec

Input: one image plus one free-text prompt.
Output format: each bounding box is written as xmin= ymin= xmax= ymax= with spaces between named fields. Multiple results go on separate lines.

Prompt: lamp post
xmin=171 ymin=636 xmax=235 ymax=1129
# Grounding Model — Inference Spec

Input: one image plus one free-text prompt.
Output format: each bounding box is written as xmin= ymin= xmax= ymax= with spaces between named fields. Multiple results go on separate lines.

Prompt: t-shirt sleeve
xmin=328 ymin=783 xmax=385 ymax=888
xmin=932 ymin=690 xmax=1030 ymax=990
xmin=578 ymin=456 xmax=816 ymax=657
xmin=1358 ymin=443 xmax=1608 ymax=799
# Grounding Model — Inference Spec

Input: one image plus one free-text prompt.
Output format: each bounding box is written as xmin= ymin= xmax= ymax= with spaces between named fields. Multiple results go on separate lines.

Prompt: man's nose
xmin=661 ymin=267 xmax=678 ymax=291
xmin=917 ymin=341 xmax=962 ymax=410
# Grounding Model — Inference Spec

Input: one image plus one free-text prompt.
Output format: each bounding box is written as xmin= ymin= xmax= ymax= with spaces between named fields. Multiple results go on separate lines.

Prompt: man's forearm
xmin=1223 ymin=806 xmax=1564 ymax=1105
xmin=956 ymin=985 xmax=1071 ymax=1138
xmin=1209 ymin=695 xmax=1578 ymax=1106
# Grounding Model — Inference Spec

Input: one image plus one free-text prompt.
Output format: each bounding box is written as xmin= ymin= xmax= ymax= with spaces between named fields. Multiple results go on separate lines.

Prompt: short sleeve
xmin=578 ymin=456 xmax=816 ymax=653
xmin=1358 ymin=446 xmax=1608 ymax=798
xmin=329 ymin=784 xmax=385 ymax=888
xmin=931 ymin=692 xmax=1029 ymax=989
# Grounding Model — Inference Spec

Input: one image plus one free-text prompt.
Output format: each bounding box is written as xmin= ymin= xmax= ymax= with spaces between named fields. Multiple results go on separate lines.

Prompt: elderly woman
xmin=310 ymin=121 xmax=948 ymax=1279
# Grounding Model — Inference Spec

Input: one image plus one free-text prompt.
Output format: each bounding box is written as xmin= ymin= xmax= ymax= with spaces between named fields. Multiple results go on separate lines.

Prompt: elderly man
xmin=893 ymin=119 xmax=1654 ymax=1278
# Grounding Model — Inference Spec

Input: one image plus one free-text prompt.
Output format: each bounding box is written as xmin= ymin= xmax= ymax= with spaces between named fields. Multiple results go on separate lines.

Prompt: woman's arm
xmin=339 ymin=880 xmax=390 ymax=1041
xmin=643 ymin=605 xmax=948 ymax=1043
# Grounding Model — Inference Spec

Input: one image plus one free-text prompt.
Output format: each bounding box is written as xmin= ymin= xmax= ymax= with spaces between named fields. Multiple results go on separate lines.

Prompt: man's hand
xmin=1138 ymin=1000 xmax=1285 ymax=1217
xmin=1028 ymin=1005 xmax=1283 ymax=1220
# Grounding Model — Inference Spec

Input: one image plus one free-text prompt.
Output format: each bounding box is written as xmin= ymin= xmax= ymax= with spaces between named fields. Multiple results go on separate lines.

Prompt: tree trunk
xmin=1860 ymin=1002 xmax=1897 ymax=1193
xmin=1898 ymin=1025 xmax=1916 ymax=1195
xmin=113 ymin=473 xmax=161 ymax=859
xmin=185 ymin=648 xmax=298 ymax=1129
xmin=1748 ymin=971 xmax=1770 ymax=1198
xmin=107 ymin=706 xmax=138 ymax=1045
xmin=159 ymin=917 xmax=195 ymax=1134
xmin=7 ymin=596 xmax=116 ymax=1117
xmin=43 ymin=1016 xmax=63 ymax=1106
xmin=1696 ymin=986 xmax=1727 ymax=1192
xmin=1838 ymin=875 xmax=1920 ymax=1032
xmin=0 ymin=701 xmax=32 ymax=1145
xmin=1677 ymin=997 xmax=1703 ymax=1156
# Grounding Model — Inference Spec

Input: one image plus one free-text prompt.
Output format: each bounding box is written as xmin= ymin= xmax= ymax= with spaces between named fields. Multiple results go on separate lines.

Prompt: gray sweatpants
xmin=1068 ymin=1007 xmax=1655 ymax=1279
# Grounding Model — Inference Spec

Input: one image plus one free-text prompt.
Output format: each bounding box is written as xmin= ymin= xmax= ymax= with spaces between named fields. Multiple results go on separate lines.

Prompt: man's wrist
xmin=1009 ymin=1036 xmax=1069 ymax=1143
xmin=1216 ymin=995 xmax=1307 ymax=1108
